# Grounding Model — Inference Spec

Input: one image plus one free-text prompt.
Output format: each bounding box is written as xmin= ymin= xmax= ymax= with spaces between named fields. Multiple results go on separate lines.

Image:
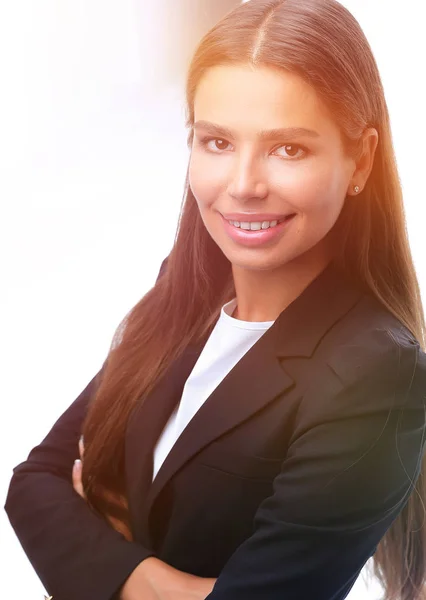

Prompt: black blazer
xmin=5 ymin=260 xmax=426 ymax=600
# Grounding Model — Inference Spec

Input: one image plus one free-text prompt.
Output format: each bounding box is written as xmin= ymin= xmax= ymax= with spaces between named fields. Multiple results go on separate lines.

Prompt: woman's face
xmin=188 ymin=64 xmax=358 ymax=273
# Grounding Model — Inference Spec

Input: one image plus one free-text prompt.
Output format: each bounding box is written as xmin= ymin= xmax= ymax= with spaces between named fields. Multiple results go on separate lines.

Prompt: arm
xmin=3 ymin=254 xmax=188 ymax=600
xmin=3 ymin=258 xmax=174 ymax=600
xmin=204 ymin=333 xmax=426 ymax=600
xmin=4 ymin=368 xmax=156 ymax=600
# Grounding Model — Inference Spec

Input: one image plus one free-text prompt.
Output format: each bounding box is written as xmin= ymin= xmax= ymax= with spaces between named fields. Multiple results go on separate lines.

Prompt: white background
xmin=1 ymin=1 xmax=425 ymax=598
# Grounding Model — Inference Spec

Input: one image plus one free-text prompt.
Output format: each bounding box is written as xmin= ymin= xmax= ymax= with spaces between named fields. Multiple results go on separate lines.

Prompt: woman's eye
xmin=274 ymin=144 xmax=307 ymax=159
xmin=198 ymin=136 xmax=308 ymax=159
xmin=199 ymin=137 xmax=231 ymax=152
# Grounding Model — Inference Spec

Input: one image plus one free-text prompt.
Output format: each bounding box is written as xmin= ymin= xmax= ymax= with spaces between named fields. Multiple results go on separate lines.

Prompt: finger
xmin=72 ymin=459 xmax=86 ymax=499
xmin=79 ymin=435 xmax=85 ymax=460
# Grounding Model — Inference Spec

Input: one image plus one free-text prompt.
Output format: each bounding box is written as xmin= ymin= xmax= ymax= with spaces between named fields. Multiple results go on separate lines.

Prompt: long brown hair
xmin=81 ymin=1 xmax=426 ymax=597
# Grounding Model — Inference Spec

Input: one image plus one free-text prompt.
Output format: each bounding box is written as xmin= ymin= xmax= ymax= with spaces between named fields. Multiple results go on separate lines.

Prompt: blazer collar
xmin=125 ymin=260 xmax=364 ymax=544
xmin=274 ymin=261 xmax=364 ymax=358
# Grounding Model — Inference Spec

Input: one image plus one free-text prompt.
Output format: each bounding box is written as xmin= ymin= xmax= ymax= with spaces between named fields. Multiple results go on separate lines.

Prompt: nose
xmin=227 ymin=154 xmax=268 ymax=201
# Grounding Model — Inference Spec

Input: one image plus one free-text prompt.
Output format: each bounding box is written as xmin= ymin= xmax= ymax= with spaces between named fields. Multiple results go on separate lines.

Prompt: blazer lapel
xmin=125 ymin=341 xmax=204 ymax=543
xmin=125 ymin=261 xmax=363 ymax=544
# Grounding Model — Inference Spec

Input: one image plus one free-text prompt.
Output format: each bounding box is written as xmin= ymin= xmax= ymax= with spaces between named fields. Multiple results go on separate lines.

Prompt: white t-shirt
xmin=152 ymin=298 xmax=276 ymax=481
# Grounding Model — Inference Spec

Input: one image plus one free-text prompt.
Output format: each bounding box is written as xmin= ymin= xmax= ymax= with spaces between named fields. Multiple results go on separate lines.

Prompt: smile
xmin=220 ymin=212 xmax=296 ymax=247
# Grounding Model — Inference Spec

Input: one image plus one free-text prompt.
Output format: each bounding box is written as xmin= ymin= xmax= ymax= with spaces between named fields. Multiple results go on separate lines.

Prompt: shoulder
xmin=321 ymin=289 xmax=424 ymax=368
xmin=309 ymin=291 xmax=426 ymax=412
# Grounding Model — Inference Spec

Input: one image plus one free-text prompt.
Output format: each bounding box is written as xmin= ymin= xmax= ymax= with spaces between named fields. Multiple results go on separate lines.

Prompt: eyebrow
xmin=193 ymin=120 xmax=320 ymax=141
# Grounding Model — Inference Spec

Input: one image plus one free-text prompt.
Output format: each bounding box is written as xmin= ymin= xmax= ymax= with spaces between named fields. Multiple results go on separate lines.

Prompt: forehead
xmin=193 ymin=64 xmax=336 ymax=136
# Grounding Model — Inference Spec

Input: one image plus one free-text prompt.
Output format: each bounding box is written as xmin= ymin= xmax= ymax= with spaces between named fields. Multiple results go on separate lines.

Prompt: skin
xmin=188 ymin=64 xmax=378 ymax=322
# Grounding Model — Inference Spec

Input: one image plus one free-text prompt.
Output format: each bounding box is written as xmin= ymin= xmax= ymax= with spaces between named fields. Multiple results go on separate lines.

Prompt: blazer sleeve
xmin=4 ymin=255 xmax=170 ymax=600
xmin=205 ymin=332 xmax=426 ymax=600
xmin=4 ymin=367 xmax=156 ymax=600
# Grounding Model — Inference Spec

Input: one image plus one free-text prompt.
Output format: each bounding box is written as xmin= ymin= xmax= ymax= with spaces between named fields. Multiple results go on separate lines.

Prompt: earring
xmin=353 ymin=185 xmax=360 ymax=193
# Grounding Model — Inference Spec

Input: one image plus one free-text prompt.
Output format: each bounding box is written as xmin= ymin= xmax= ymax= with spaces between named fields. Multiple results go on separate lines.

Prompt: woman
xmin=5 ymin=0 xmax=426 ymax=599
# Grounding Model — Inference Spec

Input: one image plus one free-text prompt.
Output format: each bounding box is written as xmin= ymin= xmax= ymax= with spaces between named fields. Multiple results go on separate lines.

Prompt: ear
xmin=347 ymin=127 xmax=379 ymax=196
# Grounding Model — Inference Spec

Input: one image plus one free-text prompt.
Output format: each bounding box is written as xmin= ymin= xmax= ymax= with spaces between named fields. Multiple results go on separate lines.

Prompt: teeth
xmin=228 ymin=220 xmax=279 ymax=230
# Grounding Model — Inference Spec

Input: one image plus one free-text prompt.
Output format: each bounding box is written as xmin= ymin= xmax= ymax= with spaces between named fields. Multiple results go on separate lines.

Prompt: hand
xmin=72 ymin=436 xmax=133 ymax=541
xmin=119 ymin=557 xmax=217 ymax=600
xmin=72 ymin=435 xmax=86 ymax=499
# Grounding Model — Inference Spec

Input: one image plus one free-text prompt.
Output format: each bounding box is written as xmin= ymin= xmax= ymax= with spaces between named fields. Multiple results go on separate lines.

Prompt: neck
xmin=231 ymin=245 xmax=333 ymax=322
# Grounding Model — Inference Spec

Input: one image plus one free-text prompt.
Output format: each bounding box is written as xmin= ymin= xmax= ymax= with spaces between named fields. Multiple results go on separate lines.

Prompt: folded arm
xmin=4 ymin=255 xmax=171 ymax=600
xmin=4 ymin=369 xmax=156 ymax=600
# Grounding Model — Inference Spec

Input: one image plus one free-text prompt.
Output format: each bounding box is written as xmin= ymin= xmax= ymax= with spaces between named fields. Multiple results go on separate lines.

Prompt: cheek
xmin=277 ymin=162 xmax=347 ymax=219
xmin=188 ymin=153 xmax=224 ymax=208
xmin=188 ymin=152 xmax=227 ymax=189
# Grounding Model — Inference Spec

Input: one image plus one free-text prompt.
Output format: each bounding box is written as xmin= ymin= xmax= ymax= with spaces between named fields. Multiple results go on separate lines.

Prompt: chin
xmin=226 ymin=252 xmax=295 ymax=272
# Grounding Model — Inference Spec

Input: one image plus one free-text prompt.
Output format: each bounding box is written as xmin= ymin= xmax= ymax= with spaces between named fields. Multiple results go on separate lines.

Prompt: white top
xmin=152 ymin=298 xmax=276 ymax=481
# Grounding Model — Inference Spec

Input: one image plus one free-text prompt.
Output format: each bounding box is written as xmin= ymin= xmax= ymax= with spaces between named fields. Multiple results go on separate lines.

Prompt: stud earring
xmin=353 ymin=185 xmax=360 ymax=193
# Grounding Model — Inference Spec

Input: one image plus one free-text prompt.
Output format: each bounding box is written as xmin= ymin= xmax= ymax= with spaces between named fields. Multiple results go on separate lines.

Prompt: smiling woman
xmin=4 ymin=1 xmax=426 ymax=600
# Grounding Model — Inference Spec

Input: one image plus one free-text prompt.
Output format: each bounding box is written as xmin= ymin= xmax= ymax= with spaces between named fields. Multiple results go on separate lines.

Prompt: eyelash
xmin=197 ymin=136 xmax=309 ymax=160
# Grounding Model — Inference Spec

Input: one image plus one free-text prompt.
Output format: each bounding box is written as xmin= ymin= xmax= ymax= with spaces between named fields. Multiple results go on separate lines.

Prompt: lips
xmin=221 ymin=211 xmax=295 ymax=247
